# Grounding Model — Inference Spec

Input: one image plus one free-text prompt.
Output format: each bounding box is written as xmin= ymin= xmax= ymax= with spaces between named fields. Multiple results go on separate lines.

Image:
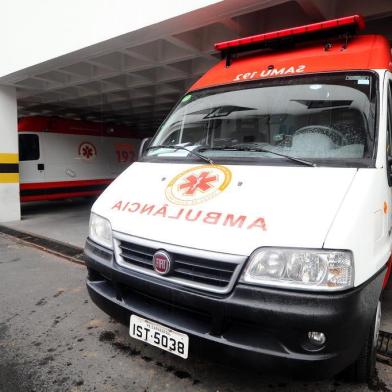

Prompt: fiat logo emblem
xmin=153 ymin=250 xmax=172 ymax=275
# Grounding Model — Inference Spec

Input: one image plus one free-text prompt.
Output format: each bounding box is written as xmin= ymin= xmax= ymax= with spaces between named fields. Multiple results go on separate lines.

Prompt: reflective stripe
xmin=0 ymin=153 xmax=19 ymax=164
xmin=0 ymin=173 xmax=19 ymax=183
xmin=21 ymin=190 xmax=100 ymax=202
xmin=20 ymin=178 xmax=112 ymax=190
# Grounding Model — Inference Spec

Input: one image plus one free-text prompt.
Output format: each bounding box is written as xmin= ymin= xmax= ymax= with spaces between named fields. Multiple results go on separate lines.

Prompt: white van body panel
xmin=93 ymin=162 xmax=357 ymax=256
xmin=19 ymin=132 xmax=139 ymax=183
xmin=323 ymin=71 xmax=392 ymax=286
xmin=324 ymin=169 xmax=392 ymax=287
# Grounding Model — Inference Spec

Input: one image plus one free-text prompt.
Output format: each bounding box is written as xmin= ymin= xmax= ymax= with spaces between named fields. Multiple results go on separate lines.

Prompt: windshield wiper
xmin=199 ymin=144 xmax=316 ymax=167
xmin=146 ymin=145 xmax=215 ymax=165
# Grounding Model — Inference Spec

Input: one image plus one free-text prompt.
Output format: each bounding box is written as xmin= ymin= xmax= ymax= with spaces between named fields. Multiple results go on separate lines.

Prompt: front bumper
xmin=84 ymin=238 xmax=384 ymax=379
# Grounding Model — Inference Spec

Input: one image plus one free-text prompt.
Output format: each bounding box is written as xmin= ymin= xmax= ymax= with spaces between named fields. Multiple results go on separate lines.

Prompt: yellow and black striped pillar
xmin=0 ymin=85 xmax=20 ymax=222
xmin=0 ymin=153 xmax=19 ymax=184
xmin=0 ymin=151 xmax=20 ymax=222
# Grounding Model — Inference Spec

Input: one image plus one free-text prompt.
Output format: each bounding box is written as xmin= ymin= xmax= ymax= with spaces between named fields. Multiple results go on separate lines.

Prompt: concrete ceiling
xmin=1 ymin=0 xmax=392 ymax=137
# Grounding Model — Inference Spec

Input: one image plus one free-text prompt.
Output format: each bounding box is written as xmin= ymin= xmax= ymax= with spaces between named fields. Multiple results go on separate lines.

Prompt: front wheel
xmin=343 ymin=300 xmax=381 ymax=383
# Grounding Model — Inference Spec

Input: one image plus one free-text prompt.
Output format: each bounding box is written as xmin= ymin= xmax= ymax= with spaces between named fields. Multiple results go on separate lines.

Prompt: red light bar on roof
xmin=215 ymin=15 xmax=365 ymax=52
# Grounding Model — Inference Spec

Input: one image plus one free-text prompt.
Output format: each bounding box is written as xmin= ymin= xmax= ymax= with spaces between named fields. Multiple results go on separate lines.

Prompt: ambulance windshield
xmin=147 ymin=72 xmax=377 ymax=167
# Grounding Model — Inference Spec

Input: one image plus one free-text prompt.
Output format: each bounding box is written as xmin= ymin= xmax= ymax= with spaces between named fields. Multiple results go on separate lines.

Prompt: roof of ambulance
xmin=190 ymin=34 xmax=392 ymax=92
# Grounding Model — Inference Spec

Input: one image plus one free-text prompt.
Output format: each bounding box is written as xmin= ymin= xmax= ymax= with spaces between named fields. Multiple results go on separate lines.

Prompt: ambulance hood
xmin=93 ymin=162 xmax=357 ymax=256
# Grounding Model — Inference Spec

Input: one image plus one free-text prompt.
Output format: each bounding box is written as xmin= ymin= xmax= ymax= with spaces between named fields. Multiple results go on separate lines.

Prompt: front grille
xmin=115 ymin=237 xmax=242 ymax=293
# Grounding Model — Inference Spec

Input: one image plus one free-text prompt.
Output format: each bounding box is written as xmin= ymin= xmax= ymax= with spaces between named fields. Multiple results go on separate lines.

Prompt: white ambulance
xmin=84 ymin=15 xmax=392 ymax=381
xmin=18 ymin=116 xmax=139 ymax=202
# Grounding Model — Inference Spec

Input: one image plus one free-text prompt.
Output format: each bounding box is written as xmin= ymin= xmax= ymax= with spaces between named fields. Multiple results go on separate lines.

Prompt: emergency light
xmin=215 ymin=15 xmax=365 ymax=59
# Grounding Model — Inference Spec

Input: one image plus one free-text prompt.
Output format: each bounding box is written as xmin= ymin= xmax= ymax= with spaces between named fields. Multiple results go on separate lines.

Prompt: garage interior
xmin=1 ymin=0 xmax=392 ymax=249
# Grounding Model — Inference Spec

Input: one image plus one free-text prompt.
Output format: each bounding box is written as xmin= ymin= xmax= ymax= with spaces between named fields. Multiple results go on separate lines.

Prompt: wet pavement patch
xmin=73 ymin=378 xmax=84 ymax=386
xmin=99 ymin=330 xmax=116 ymax=342
xmin=39 ymin=355 xmax=55 ymax=366
xmin=51 ymin=312 xmax=69 ymax=328
xmin=35 ymin=297 xmax=47 ymax=306
xmin=112 ymin=340 xmax=141 ymax=356
xmin=53 ymin=289 xmax=65 ymax=298
xmin=174 ymin=370 xmax=191 ymax=379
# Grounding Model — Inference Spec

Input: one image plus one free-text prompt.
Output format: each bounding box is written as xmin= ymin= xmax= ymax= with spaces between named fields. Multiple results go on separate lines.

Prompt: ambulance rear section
xmin=18 ymin=116 xmax=139 ymax=202
xmin=84 ymin=15 xmax=392 ymax=381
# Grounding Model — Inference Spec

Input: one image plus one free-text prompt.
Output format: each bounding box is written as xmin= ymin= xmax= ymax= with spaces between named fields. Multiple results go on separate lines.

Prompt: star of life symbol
xmin=179 ymin=171 xmax=218 ymax=196
xmin=165 ymin=165 xmax=232 ymax=206
xmin=79 ymin=142 xmax=97 ymax=160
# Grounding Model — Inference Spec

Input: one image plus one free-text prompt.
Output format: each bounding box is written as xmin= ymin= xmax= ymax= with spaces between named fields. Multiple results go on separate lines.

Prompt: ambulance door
xmin=18 ymin=133 xmax=45 ymax=184
xmin=79 ymin=135 xmax=112 ymax=180
xmin=43 ymin=133 xmax=103 ymax=183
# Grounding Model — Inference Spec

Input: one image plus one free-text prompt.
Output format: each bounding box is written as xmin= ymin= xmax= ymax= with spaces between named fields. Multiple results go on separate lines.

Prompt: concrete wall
xmin=0 ymin=86 xmax=20 ymax=222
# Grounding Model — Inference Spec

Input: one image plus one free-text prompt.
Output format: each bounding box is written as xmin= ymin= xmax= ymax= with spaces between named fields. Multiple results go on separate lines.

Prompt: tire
xmin=343 ymin=300 xmax=381 ymax=383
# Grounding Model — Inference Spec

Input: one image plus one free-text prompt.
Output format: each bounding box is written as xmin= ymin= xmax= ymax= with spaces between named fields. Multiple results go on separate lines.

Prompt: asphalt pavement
xmin=1 ymin=233 xmax=392 ymax=392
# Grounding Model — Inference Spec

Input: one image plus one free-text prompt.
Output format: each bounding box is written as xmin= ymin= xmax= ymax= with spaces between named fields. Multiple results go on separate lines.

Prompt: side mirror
xmin=138 ymin=138 xmax=152 ymax=159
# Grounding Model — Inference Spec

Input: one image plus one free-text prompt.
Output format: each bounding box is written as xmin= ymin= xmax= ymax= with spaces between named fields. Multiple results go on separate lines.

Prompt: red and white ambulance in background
xmin=84 ymin=16 xmax=392 ymax=381
xmin=18 ymin=116 xmax=139 ymax=202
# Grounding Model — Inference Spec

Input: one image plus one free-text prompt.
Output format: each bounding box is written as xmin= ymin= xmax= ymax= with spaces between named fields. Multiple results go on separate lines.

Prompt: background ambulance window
xmin=19 ymin=134 xmax=40 ymax=161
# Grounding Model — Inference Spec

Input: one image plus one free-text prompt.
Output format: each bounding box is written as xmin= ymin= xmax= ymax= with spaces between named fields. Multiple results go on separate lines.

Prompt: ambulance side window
xmin=19 ymin=134 xmax=40 ymax=161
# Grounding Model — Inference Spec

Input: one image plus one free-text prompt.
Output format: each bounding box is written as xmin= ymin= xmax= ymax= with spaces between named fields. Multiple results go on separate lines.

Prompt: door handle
xmin=37 ymin=163 xmax=45 ymax=171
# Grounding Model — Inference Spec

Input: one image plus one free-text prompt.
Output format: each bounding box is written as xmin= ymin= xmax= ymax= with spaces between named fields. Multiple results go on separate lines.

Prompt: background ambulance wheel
xmin=344 ymin=300 xmax=381 ymax=383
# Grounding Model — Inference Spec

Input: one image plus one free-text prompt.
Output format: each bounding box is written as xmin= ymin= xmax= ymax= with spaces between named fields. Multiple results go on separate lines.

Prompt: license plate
xmin=129 ymin=315 xmax=189 ymax=359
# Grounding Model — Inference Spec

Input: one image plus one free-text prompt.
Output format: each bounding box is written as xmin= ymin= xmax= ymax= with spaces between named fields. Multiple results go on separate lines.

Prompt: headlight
xmin=89 ymin=213 xmax=113 ymax=249
xmin=241 ymin=248 xmax=354 ymax=291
